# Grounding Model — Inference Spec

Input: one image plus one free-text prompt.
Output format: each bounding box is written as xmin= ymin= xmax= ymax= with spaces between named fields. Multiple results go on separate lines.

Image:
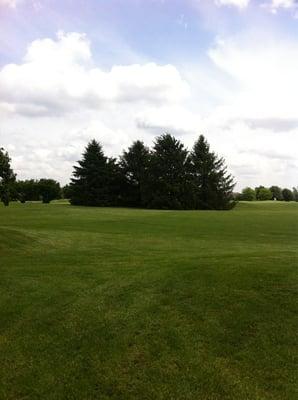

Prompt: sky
xmin=0 ymin=0 xmax=297 ymax=190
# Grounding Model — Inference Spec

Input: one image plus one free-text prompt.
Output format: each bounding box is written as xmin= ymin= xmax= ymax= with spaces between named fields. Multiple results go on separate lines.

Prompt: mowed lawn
xmin=0 ymin=202 xmax=297 ymax=400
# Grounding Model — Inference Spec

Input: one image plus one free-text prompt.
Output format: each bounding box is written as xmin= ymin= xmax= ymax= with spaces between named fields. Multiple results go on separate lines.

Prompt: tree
xmin=15 ymin=180 xmax=40 ymax=203
xmin=38 ymin=179 xmax=61 ymax=203
xmin=68 ymin=135 xmax=237 ymax=210
xmin=293 ymin=187 xmax=298 ymax=202
xmin=120 ymin=140 xmax=150 ymax=207
xmin=240 ymin=187 xmax=256 ymax=201
xmin=0 ymin=148 xmax=16 ymax=206
xmin=189 ymin=135 xmax=236 ymax=210
xmin=62 ymin=184 xmax=72 ymax=199
xmin=270 ymin=186 xmax=283 ymax=201
xmin=282 ymin=188 xmax=293 ymax=202
xmin=70 ymin=140 xmax=118 ymax=206
xmin=106 ymin=157 xmax=124 ymax=206
xmin=145 ymin=134 xmax=190 ymax=209
xmin=255 ymin=186 xmax=272 ymax=201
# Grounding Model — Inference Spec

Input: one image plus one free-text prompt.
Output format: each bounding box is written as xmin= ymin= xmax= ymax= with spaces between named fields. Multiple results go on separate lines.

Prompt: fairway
xmin=0 ymin=202 xmax=297 ymax=399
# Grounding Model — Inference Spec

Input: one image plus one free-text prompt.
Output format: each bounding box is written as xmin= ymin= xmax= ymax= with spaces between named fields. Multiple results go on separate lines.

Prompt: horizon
xmin=0 ymin=0 xmax=297 ymax=190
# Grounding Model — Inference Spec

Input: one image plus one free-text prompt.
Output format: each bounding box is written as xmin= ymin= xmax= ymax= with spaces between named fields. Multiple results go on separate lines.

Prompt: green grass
xmin=0 ymin=201 xmax=297 ymax=399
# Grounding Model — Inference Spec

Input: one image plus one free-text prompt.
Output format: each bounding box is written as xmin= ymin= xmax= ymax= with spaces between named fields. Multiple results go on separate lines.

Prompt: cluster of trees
xmin=3 ymin=134 xmax=297 ymax=209
xmin=236 ymin=186 xmax=298 ymax=202
xmin=69 ymin=134 xmax=236 ymax=210
xmin=0 ymin=147 xmax=62 ymax=205
xmin=14 ymin=179 xmax=62 ymax=204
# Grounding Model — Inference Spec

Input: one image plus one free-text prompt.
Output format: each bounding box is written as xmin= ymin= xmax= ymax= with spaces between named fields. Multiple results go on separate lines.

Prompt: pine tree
xmin=70 ymin=140 xmax=117 ymax=206
xmin=189 ymin=135 xmax=235 ymax=210
xmin=146 ymin=134 xmax=189 ymax=209
xmin=120 ymin=140 xmax=150 ymax=207
xmin=0 ymin=147 xmax=16 ymax=206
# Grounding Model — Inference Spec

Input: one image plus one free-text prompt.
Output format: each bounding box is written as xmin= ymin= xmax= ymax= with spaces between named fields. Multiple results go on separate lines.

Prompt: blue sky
xmin=0 ymin=0 xmax=297 ymax=188
xmin=2 ymin=0 xmax=296 ymax=66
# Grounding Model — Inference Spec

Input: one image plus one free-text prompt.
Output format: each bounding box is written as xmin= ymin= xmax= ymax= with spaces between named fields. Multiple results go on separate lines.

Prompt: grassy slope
xmin=0 ymin=202 xmax=297 ymax=399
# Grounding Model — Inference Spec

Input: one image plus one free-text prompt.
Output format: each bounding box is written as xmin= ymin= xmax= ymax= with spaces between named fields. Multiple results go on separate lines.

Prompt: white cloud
xmin=263 ymin=0 xmax=298 ymax=14
xmin=0 ymin=32 xmax=190 ymax=184
xmin=208 ymin=34 xmax=298 ymax=120
xmin=0 ymin=0 xmax=19 ymax=7
xmin=270 ymin=0 xmax=297 ymax=9
xmin=0 ymin=32 xmax=189 ymax=117
xmin=1 ymin=30 xmax=297 ymax=190
xmin=215 ymin=0 xmax=250 ymax=9
xmin=202 ymin=33 xmax=298 ymax=188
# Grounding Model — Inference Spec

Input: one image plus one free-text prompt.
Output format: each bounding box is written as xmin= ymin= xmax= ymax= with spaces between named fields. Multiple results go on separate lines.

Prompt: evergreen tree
xmin=0 ymin=147 xmax=16 ymax=206
xmin=120 ymin=140 xmax=150 ymax=207
xmin=106 ymin=157 xmax=124 ymax=206
xmin=189 ymin=135 xmax=235 ymax=210
xmin=145 ymin=134 xmax=189 ymax=209
xmin=62 ymin=184 xmax=72 ymax=199
xmin=70 ymin=140 xmax=118 ymax=206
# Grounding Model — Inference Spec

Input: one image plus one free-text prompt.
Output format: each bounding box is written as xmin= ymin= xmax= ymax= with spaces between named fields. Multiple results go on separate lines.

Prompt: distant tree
xmin=282 ymin=188 xmax=294 ymax=202
xmin=62 ymin=184 xmax=72 ymax=199
xmin=270 ymin=186 xmax=283 ymax=201
xmin=255 ymin=186 xmax=272 ymax=201
xmin=0 ymin=148 xmax=16 ymax=206
xmin=233 ymin=192 xmax=241 ymax=201
xmin=145 ymin=134 xmax=190 ymax=209
xmin=255 ymin=186 xmax=264 ymax=200
xmin=240 ymin=187 xmax=256 ymax=201
xmin=70 ymin=140 xmax=119 ymax=206
xmin=189 ymin=135 xmax=236 ymax=210
xmin=120 ymin=140 xmax=150 ymax=207
xmin=293 ymin=187 xmax=298 ymax=202
xmin=38 ymin=179 xmax=61 ymax=204
xmin=16 ymin=180 xmax=40 ymax=203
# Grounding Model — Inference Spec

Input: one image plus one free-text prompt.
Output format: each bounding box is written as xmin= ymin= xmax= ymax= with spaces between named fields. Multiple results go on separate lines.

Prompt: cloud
xmin=0 ymin=32 xmax=189 ymax=117
xmin=1 ymin=30 xmax=297 ymax=190
xmin=136 ymin=106 xmax=202 ymax=137
xmin=243 ymin=118 xmax=298 ymax=132
xmin=0 ymin=0 xmax=19 ymax=7
xmin=269 ymin=0 xmax=297 ymax=10
xmin=208 ymin=34 xmax=298 ymax=121
xmin=215 ymin=0 xmax=250 ymax=8
xmin=0 ymin=32 xmax=190 ymax=184
xmin=262 ymin=0 xmax=298 ymax=14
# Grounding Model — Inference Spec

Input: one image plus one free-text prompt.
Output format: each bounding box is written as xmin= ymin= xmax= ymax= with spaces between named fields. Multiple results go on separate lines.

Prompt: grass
xmin=0 ymin=201 xmax=297 ymax=399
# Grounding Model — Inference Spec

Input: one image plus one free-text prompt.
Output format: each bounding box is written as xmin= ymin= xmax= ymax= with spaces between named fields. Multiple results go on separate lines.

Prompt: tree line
xmin=0 ymin=148 xmax=62 ymax=205
xmin=1 ymin=135 xmax=235 ymax=209
xmin=235 ymin=186 xmax=298 ymax=202
xmin=1 ymin=134 xmax=297 ymax=208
